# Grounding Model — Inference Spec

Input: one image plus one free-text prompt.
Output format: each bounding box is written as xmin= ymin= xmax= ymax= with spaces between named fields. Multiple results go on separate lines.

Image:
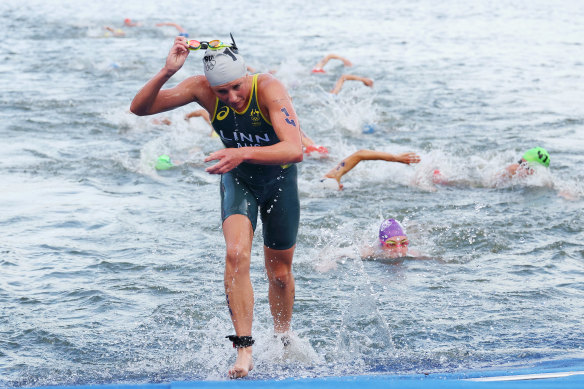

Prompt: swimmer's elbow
xmin=130 ymin=96 xmax=157 ymax=116
xmin=130 ymin=107 xmax=143 ymax=116
xmin=291 ymin=148 xmax=303 ymax=163
xmin=129 ymin=102 xmax=142 ymax=116
xmin=284 ymin=142 xmax=303 ymax=163
xmin=289 ymin=154 xmax=303 ymax=164
xmin=130 ymin=102 xmax=149 ymax=116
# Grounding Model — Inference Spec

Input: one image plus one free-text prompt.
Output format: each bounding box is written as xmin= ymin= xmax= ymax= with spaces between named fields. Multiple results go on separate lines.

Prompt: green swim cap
xmin=155 ymin=154 xmax=173 ymax=170
xmin=522 ymin=147 xmax=550 ymax=167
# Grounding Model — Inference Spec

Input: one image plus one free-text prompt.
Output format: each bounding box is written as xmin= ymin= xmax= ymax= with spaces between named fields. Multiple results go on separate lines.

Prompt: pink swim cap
xmin=379 ymin=219 xmax=406 ymax=243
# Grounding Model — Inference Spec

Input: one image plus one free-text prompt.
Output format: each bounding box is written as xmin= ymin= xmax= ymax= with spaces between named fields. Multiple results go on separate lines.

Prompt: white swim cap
xmin=202 ymin=47 xmax=246 ymax=86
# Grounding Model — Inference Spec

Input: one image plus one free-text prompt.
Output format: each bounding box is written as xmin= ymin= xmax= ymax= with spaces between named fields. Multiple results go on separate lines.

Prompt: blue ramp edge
xmin=172 ymin=374 xmax=583 ymax=388
xmin=11 ymin=362 xmax=584 ymax=389
xmin=26 ymin=374 xmax=583 ymax=389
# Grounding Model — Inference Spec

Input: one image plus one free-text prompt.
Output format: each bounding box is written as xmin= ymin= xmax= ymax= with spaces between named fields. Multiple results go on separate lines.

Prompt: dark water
xmin=1 ymin=0 xmax=583 ymax=386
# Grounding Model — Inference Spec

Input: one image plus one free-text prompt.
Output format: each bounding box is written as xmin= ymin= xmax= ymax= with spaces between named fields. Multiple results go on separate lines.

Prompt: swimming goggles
xmin=187 ymin=33 xmax=239 ymax=52
xmin=187 ymin=39 xmax=232 ymax=51
xmin=383 ymin=239 xmax=409 ymax=248
xmin=187 ymin=39 xmax=237 ymax=51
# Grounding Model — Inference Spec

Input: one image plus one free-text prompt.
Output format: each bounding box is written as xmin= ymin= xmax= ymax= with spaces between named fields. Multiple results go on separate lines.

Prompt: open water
xmin=1 ymin=0 xmax=584 ymax=386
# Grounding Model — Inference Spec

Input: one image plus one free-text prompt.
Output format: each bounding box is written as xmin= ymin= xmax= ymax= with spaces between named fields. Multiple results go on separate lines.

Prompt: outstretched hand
xmin=362 ymin=77 xmax=374 ymax=87
xmin=396 ymin=152 xmax=421 ymax=165
xmin=165 ymin=37 xmax=190 ymax=74
xmin=205 ymin=148 xmax=245 ymax=174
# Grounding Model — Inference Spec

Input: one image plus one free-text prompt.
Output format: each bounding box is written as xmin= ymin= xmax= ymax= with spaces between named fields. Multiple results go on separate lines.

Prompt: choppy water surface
xmin=1 ymin=0 xmax=584 ymax=386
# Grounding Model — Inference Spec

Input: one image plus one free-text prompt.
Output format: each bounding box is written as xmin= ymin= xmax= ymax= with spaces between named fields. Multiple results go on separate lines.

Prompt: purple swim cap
xmin=379 ymin=219 xmax=406 ymax=243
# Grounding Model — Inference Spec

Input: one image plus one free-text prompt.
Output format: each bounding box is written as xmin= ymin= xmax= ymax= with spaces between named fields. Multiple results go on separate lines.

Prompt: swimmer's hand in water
xmin=395 ymin=152 xmax=421 ymax=165
xmin=304 ymin=144 xmax=329 ymax=154
xmin=323 ymin=161 xmax=346 ymax=190
xmin=204 ymin=148 xmax=244 ymax=174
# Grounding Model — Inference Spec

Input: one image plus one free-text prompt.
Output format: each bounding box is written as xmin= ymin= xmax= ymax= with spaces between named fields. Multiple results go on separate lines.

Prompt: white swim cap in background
xmin=203 ymin=47 xmax=246 ymax=86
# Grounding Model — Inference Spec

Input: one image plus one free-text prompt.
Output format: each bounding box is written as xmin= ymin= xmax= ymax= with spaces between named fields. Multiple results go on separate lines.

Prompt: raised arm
xmin=130 ymin=37 xmax=203 ymax=116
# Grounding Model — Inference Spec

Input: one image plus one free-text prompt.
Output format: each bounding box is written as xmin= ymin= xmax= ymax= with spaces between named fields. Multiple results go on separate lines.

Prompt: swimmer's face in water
xmin=381 ymin=235 xmax=409 ymax=257
xmin=210 ymin=75 xmax=251 ymax=112
xmin=516 ymin=158 xmax=536 ymax=176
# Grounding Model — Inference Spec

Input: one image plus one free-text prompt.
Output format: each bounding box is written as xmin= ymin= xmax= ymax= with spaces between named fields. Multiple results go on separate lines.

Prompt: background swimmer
xmin=499 ymin=146 xmax=550 ymax=180
xmin=360 ymin=218 xmax=429 ymax=260
xmin=324 ymin=149 xmax=421 ymax=190
xmin=103 ymin=26 xmax=125 ymax=37
xmin=124 ymin=18 xmax=141 ymax=27
xmin=431 ymin=147 xmax=551 ymax=186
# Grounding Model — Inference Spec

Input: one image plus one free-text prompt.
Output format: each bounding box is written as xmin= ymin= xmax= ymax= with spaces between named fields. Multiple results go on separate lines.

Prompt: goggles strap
xmin=230 ymin=32 xmax=238 ymax=50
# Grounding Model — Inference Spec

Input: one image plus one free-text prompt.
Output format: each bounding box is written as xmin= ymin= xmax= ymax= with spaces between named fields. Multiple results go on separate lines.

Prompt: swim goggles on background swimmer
xmin=382 ymin=239 xmax=409 ymax=248
xmin=187 ymin=33 xmax=238 ymax=51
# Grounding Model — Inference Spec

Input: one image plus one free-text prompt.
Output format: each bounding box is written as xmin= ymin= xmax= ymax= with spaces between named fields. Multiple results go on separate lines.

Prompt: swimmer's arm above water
xmin=185 ymin=109 xmax=211 ymax=124
xmin=155 ymin=22 xmax=187 ymax=34
xmin=324 ymin=150 xmax=421 ymax=190
xmin=330 ymin=74 xmax=373 ymax=94
xmin=314 ymin=54 xmax=353 ymax=70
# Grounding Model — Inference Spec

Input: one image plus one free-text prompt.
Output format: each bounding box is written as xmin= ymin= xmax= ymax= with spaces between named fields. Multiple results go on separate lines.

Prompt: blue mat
xmin=18 ymin=362 xmax=584 ymax=389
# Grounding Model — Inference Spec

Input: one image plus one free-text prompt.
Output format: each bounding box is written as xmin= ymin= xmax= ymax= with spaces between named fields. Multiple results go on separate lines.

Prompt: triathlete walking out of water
xmin=130 ymin=35 xmax=303 ymax=379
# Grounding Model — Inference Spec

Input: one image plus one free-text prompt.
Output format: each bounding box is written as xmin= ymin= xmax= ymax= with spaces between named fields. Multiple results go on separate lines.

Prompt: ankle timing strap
xmin=226 ymin=335 xmax=255 ymax=348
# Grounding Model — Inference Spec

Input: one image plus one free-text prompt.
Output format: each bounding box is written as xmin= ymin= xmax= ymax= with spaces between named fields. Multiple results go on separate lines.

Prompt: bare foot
xmin=228 ymin=347 xmax=254 ymax=379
